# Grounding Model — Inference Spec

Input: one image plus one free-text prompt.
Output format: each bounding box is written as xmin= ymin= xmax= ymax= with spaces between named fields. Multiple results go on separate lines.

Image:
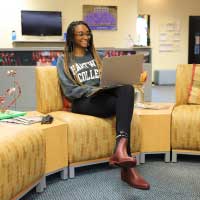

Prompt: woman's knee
xmin=121 ymin=85 xmax=135 ymax=95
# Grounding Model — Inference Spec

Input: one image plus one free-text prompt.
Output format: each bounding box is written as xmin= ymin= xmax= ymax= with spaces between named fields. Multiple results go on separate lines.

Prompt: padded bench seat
xmin=35 ymin=66 xmax=141 ymax=178
xmin=49 ymin=111 xmax=140 ymax=178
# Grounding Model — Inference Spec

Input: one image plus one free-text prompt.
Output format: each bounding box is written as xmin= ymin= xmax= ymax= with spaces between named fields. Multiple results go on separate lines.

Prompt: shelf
xmin=1 ymin=46 xmax=151 ymax=52
xmin=12 ymin=40 xmax=65 ymax=49
xmin=0 ymin=47 xmax=64 ymax=51
xmin=12 ymin=40 xmax=65 ymax=44
xmin=12 ymin=41 xmax=151 ymax=49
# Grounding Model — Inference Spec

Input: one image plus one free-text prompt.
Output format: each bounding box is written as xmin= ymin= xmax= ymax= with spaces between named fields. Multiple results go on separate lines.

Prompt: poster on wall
xmin=159 ymin=20 xmax=181 ymax=52
xmin=83 ymin=5 xmax=117 ymax=30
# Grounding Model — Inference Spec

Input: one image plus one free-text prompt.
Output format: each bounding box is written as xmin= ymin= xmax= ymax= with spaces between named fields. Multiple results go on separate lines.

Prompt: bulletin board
xmin=159 ymin=20 xmax=181 ymax=52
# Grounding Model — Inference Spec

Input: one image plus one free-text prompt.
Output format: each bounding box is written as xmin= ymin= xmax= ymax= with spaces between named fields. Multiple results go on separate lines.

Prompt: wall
xmin=0 ymin=0 xmax=138 ymax=48
xmin=3 ymin=0 xmax=199 ymax=74
xmin=138 ymin=0 xmax=200 ymax=73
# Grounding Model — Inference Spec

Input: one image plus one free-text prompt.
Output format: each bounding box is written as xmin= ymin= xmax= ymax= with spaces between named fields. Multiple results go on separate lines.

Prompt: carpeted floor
xmin=22 ymin=86 xmax=200 ymax=200
xmin=22 ymin=155 xmax=200 ymax=200
xmin=151 ymin=85 xmax=175 ymax=103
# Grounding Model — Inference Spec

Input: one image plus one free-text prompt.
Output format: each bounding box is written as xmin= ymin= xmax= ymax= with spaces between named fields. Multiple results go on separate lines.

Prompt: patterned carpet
xmin=22 ymin=156 xmax=200 ymax=200
xmin=22 ymin=86 xmax=200 ymax=200
xmin=151 ymin=85 xmax=175 ymax=103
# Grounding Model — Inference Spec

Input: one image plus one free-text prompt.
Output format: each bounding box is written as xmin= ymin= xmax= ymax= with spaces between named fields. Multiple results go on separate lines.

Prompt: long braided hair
xmin=63 ymin=21 xmax=102 ymax=85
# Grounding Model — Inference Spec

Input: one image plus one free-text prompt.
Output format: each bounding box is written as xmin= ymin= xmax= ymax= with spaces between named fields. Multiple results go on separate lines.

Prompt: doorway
xmin=188 ymin=16 xmax=200 ymax=63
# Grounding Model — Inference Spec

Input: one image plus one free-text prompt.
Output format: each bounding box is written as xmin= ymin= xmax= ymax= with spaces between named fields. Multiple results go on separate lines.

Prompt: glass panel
xmin=136 ymin=15 xmax=150 ymax=46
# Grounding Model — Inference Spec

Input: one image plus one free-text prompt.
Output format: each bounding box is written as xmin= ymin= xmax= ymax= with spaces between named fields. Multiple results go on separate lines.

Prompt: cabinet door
xmin=15 ymin=66 xmax=36 ymax=111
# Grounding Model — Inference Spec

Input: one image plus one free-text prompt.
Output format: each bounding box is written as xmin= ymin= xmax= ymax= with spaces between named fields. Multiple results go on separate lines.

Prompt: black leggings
xmin=72 ymin=85 xmax=135 ymax=156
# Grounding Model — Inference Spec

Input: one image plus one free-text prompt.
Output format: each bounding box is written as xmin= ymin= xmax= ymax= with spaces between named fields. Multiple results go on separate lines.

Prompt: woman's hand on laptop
xmin=140 ymin=71 xmax=147 ymax=84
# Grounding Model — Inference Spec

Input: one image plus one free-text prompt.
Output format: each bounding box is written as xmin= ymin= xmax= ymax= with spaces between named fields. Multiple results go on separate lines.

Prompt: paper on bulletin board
xmin=159 ymin=20 xmax=181 ymax=52
xmin=159 ymin=33 xmax=167 ymax=41
xmin=159 ymin=44 xmax=173 ymax=52
xmin=173 ymin=32 xmax=181 ymax=41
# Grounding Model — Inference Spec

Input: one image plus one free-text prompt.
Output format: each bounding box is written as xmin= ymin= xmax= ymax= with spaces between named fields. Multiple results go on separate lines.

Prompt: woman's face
xmin=73 ymin=24 xmax=91 ymax=48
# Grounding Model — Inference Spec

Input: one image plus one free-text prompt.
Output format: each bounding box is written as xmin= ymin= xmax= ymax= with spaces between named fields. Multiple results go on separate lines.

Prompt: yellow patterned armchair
xmin=36 ymin=66 xmax=141 ymax=178
xmin=171 ymin=64 xmax=200 ymax=162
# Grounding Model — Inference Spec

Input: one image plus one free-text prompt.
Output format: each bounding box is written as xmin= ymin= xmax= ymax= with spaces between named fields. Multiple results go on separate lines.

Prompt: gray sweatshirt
xmin=57 ymin=52 xmax=103 ymax=101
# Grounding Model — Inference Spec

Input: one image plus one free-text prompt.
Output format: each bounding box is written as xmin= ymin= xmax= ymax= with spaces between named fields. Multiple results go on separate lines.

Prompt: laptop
xmin=100 ymin=53 xmax=144 ymax=87
xmin=88 ymin=54 xmax=144 ymax=97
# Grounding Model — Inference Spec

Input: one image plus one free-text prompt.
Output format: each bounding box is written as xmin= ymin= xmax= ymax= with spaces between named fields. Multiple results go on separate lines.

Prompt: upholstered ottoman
xmin=26 ymin=111 xmax=68 ymax=179
xmin=0 ymin=125 xmax=45 ymax=200
xmin=134 ymin=103 xmax=174 ymax=163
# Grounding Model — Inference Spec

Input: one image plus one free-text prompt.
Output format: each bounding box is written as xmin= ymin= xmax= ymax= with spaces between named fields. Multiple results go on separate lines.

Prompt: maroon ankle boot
xmin=109 ymin=138 xmax=136 ymax=168
xmin=121 ymin=168 xmax=150 ymax=190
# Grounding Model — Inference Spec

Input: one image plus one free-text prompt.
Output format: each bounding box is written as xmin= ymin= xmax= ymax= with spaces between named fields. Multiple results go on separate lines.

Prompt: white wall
xmin=2 ymin=0 xmax=199 ymax=75
xmin=0 ymin=0 xmax=138 ymax=48
xmin=138 ymin=0 xmax=200 ymax=73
